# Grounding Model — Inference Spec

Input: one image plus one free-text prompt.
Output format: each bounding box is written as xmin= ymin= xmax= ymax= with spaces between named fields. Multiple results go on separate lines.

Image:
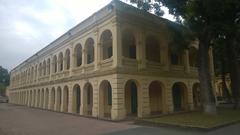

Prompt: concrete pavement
xmin=0 ymin=103 xmax=240 ymax=135
xmin=0 ymin=103 xmax=137 ymax=135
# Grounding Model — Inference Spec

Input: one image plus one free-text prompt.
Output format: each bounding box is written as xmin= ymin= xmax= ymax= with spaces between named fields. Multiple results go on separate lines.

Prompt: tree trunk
xmin=227 ymin=41 xmax=240 ymax=109
xmin=198 ymin=36 xmax=216 ymax=115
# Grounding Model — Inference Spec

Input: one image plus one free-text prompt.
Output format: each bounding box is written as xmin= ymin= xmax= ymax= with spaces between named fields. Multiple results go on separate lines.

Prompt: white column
xmin=165 ymin=81 xmax=174 ymax=113
xmin=138 ymin=80 xmax=150 ymax=118
xmin=184 ymin=50 xmax=190 ymax=73
xmin=112 ymin=19 xmax=122 ymax=68
xmin=111 ymin=75 xmax=126 ymax=120
xmin=94 ymin=29 xmax=99 ymax=71
xmin=137 ymin=31 xmax=146 ymax=69
xmin=61 ymin=88 xmax=64 ymax=112
xmin=92 ymin=81 xmax=98 ymax=117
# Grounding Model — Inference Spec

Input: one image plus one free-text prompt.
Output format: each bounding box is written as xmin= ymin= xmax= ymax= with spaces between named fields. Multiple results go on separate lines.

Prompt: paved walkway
xmin=0 ymin=103 xmax=137 ymax=135
xmin=0 ymin=103 xmax=240 ymax=135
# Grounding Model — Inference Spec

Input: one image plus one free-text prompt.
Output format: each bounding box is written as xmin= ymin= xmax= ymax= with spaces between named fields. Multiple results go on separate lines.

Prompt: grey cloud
xmin=0 ymin=0 xmax=77 ymax=70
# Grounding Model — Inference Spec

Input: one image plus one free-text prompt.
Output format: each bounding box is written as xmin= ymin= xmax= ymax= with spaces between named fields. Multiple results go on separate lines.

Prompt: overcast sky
xmin=0 ymin=0 xmax=174 ymax=71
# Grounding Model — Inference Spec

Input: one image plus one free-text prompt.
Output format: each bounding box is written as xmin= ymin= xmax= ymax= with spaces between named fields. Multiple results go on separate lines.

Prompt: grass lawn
xmin=141 ymin=107 xmax=240 ymax=128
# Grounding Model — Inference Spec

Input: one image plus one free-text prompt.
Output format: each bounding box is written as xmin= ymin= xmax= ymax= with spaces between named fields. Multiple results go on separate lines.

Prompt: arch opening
xmin=85 ymin=38 xmax=94 ymax=64
xmin=45 ymin=89 xmax=49 ymax=109
xmin=125 ymin=80 xmax=138 ymax=116
xmin=83 ymin=83 xmax=93 ymax=115
xmin=189 ymin=47 xmax=198 ymax=67
xmin=65 ymin=49 xmax=71 ymax=70
xmin=63 ymin=86 xmax=69 ymax=112
xmin=146 ymin=35 xmax=160 ymax=62
xmin=56 ymin=87 xmax=62 ymax=111
xmin=72 ymin=84 xmax=81 ymax=114
xmin=50 ymin=88 xmax=55 ymax=110
xmin=122 ymin=30 xmax=136 ymax=59
xmin=100 ymin=30 xmax=113 ymax=60
xmin=58 ymin=52 xmax=63 ymax=72
xmin=53 ymin=55 xmax=57 ymax=73
xmin=75 ymin=44 xmax=82 ymax=67
xmin=172 ymin=82 xmax=188 ymax=112
xmin=99 ymin=80 xmax=112 ymax=118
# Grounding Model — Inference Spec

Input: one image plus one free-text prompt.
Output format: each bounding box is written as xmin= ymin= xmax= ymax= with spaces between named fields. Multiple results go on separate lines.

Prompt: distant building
xmin=7 ymin=0 xmax=214 ymax=120
xmin=215 ymin=74 xmax=231 ymax=98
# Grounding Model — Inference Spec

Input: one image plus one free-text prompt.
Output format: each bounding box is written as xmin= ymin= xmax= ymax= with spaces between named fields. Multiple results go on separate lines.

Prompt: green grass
xmin=143 ymin=108 xmax=240 ymax=128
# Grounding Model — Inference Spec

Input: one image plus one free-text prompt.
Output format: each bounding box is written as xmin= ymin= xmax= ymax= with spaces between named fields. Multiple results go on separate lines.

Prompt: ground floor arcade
xmin=8 ymin=74 xmax=201 ymax=120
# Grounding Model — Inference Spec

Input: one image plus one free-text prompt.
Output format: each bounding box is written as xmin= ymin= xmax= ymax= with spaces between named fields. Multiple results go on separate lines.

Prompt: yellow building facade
xmin=7 ymin=0 xmax=214 ymax=120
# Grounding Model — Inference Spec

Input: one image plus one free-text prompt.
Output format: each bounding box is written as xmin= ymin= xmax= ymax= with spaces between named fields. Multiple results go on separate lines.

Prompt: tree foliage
xmin=0 ymin=66 xmax=9 ymax=85
xmin=129 ymin=0 xmax=240 ymax=112
xmin=0 ymin=66 xmax=9 ymax=96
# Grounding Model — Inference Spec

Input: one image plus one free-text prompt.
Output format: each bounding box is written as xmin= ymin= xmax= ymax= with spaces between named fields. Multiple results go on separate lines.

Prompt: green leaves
xmin=0 ymin=66 xmax=9 ymax=96
xmin=0 ymin=66 xmax=9 ymax=86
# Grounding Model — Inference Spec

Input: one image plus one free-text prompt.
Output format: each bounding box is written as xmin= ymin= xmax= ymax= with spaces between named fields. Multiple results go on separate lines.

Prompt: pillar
xmin=137 ymin=30 xmax=146 ymax=69
xmin=92 ymin=81 xmax=98 ymax=117
xmin=80 ymin=85 xmax=87 ymax=115
xmin=70 ymin=46 xmax=76 ymax=76
xmin=165 ymin=81 xmax=174 ymax=113
xmin=54 ymin=89 xmax=57 ymax=111
xmin=48 ymin=89 xmax=52 ymax=110
xmin=111 ymin=75 xmax=126 ymax=120
xmin=43 ymin=89 xmax=47 ymax=109
xmin=138 ymin=79 xmax=150 ymax=118
xmin=68 ymin=84 xmax=74 ymax=113
xmin=112 ymin=18 xmax=122 ymax=68
xmin=82 ymin=49 xmax=86 ymax=72
xmin=184 ymin=50 xmax=190 ymax=73
xmin=187 ymin=82 xmax=194 ymax=110
xmin=93 ymin=28 xmax=99 ymax=71
xmin=35 ymin=90 xmax=38 ymax=107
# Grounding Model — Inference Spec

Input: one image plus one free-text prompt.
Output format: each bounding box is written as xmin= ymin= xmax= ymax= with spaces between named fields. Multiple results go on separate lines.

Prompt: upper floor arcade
xmin=9 ymin=0 xmax=212 ymax=89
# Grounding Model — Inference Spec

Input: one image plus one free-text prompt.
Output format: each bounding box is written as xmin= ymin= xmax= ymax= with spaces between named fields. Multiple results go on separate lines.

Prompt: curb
xmin=134 ymin=119 xmax=240 ymax=132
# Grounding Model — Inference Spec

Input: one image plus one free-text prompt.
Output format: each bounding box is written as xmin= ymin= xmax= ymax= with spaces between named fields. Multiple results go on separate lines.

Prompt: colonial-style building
xmin=7 ymin=0 xmax=214 ymax=120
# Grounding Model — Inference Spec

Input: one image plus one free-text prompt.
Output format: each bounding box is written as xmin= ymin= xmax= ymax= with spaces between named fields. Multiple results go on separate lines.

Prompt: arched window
xmin=122 ymin=30 xmax=136 ymax=59
xmin=72 ymin=84 xmax=81 ymax=113
xmin=146 ymin=35 xmax=160 ymax=62
xmin=39 ymin=63 xmax=42 ymax=77
xmin=74 ymin=44 xmax=82 ymax=67
xmin=83 ymin=83 xmax=93 ymax=115
xmin=100 ymin=30 xmax=112 ymax=60
xmin=31 ymin=67 xmax=34 ymax=80
xmin=28 ymin=68 xmax=31 ymax=83
xmin=85 ymin=38 xmax=94 ymax=64
xmin=172 ymin=82 xmax=188 ymax=111
xmin=47 ymin=58 xmax=50 ymax=75
xmin=53 ymin=55 xmax=57 ymax=73
xmin=65 ymin=49 xmax=70 ymax=70
xmin=35 ymin=65 xmax=38 ymax=80
xmin=169 ymin=48 xmax=184 ymax=65
xmin=189 ymin=47 xmax=198 ymax=67
xmin=58 ymin=52 xmax=63 ymax=72
xmin=43 ymin=60 xmax=46 ymax=76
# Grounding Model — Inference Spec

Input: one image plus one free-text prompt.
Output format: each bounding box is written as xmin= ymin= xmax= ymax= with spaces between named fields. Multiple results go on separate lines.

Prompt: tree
xmin=211 ymin=2 xmax=240 ymax=108
xmin=0 ymin=66 xmax=10 ymax=96
xmin=129 ymin=0 xmax=240 ymax=114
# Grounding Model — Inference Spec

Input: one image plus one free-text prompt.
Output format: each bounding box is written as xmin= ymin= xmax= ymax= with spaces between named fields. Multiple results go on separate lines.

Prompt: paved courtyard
xmin=0 ymin=103 xmax=240 ymax=135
